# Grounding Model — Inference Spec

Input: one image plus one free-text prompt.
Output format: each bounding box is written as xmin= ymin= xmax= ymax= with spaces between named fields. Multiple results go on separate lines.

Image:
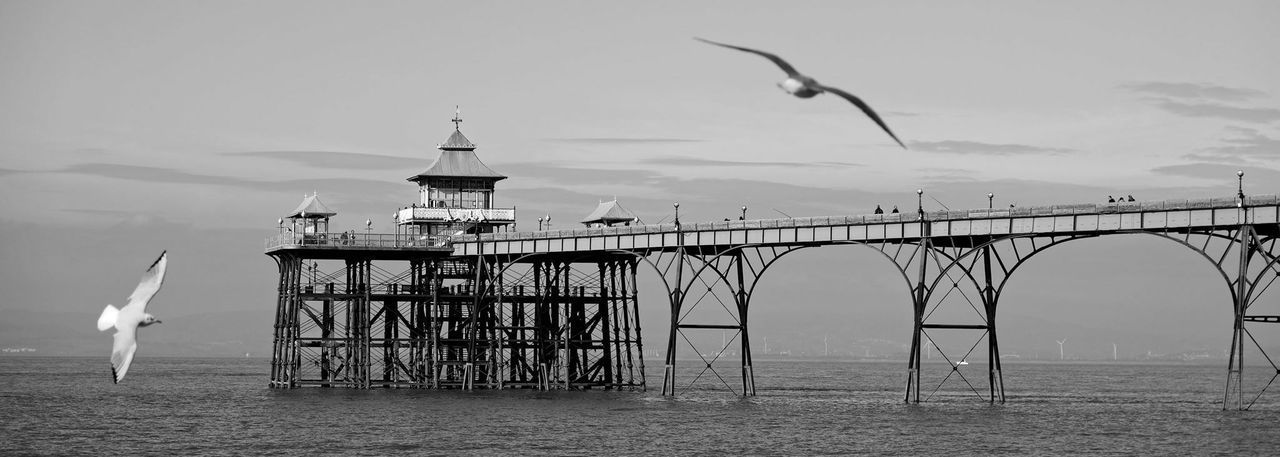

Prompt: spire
xmin=438 ymin=106 xmax=476 ymax=150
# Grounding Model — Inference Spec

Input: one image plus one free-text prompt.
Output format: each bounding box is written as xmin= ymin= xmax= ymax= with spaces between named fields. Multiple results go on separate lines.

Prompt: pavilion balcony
xmin=396 ymin=206 xmax=516 ymax=224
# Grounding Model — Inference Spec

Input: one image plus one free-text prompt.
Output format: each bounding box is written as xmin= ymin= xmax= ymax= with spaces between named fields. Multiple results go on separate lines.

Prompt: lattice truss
xmin=906 ymin=235 xmax=1053 ymax=404
xmin=904 ymin=223 xmax=1280 ymax=407
xmin=268 ymin=210 xmax=1277 ymax=410
xmin=487 ymin=256 xmax=645 ymax=390
xmin=651 ymin=245 xmax=803 ymax=396
xmin=279 ymin=258 xmax=489 ymax=388
xmin=1222 ymin=228 xmax=1280 ymax=410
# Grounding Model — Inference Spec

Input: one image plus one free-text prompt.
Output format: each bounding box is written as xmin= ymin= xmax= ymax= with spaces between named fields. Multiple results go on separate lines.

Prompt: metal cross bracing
xmin=267 ymin=255 xmax=490 ymax=389
xmin=899 ymin=215 xmax=1280 ymax=408
xmin=266 ymin=250 xmax=647 ymax=391
xmin=641 ymin=243 xmax=809 ymax=396
xmin=1223 ymin=227 xmax=1280 ymax=410
xmin=268 ymin=194 xmax=1280 ymax=409
xmin=481 ymin=254 xmax=646 ymax=391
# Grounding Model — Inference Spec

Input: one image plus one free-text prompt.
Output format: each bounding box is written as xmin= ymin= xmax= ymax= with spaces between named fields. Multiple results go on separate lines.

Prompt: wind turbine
xmin=1113 ymin=343 xmax=1118 ymax=361
xmin=1056 ymin=338 xmax=1068 ymax=361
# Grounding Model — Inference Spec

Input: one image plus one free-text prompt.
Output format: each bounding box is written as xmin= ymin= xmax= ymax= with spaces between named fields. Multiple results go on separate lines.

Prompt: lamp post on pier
xmin=916 ymin=189 xmax=924 ymax=217
xmin=988 ymin=193 xmax=994 ymax=210
xmin=674 ymin=202 xmax=681 ymax=226
xmin=741 ymin=205 xmax=747 ymax=221
xmin=1237 ymin=170 xmax=1245 ymax=208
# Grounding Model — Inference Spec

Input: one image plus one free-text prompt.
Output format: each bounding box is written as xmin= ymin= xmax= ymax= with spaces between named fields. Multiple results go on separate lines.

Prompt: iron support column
xmin=735 ymin=251 xmax=756 ymax=396
xmin=1225 ymin=224 xmax=1253 ymax=410
xmin=663 ymin=248 xmax=685 ymax=396
xmin=905 ymin=227 xmax=930 ymax=403
xmin=983 ymin=243 xmax=1005 ymax=403
xmin=629 ymin=259 xmax=647 ymax=391
xmin=465 ymin=240 xmax=486 ymax=390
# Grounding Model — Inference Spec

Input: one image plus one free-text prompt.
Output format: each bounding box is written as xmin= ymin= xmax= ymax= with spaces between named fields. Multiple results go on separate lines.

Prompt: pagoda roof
xmin=581 ymin=199 xmax=640 ymax=225
xmin=439 ymin=129 xmax=476 ymax=150
xmin=288 ymin=193 xmax=337 ymax=218
xmin=408 ymin=129 xmax=506 ymax=181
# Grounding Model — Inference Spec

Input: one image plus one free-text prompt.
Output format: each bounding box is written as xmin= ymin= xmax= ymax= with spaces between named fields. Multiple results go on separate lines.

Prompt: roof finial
xmin=452 ymin=105 xmax=462 ymax=130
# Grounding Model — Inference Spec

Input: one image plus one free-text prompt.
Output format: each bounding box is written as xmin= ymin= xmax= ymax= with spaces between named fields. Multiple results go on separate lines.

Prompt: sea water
xmin=2 ymin=357 xmax=1277 ymax=456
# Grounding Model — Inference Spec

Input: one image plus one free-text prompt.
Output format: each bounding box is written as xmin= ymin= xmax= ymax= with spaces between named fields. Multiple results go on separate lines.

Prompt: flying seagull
xmin=97 ymin=251 xmax=167 ymax=383
xmin=695 ymin=37 xmax=906 ymax=149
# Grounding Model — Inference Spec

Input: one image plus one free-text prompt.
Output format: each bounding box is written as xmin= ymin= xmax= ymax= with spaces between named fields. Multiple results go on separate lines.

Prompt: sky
xmin=1 ymin=1 xmax=1278 ymax=367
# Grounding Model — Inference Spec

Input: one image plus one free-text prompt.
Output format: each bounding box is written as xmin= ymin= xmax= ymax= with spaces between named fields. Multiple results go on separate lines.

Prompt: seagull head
xmin=140 ymin=313 xmax=162 ymax=327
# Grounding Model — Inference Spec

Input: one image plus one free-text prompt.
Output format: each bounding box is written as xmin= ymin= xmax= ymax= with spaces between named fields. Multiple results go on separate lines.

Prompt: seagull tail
xmin=97 ymin=305 xmax=119 ymax=331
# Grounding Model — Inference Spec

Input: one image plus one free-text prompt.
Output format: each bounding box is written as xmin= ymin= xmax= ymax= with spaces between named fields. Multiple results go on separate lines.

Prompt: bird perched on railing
xmin=695 ymin=37 xmax=906 ymax=149
xmin=97 ymin=251 xmax=167 ymax=384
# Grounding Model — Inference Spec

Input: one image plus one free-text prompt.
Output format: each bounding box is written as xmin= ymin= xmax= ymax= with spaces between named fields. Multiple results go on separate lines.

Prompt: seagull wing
xmin=97 ymin=305 xmax=120 ymax=332
xmin=818 ymin=85 xmax=907 ymax=149
xmin=111 ymin=328 xmax=138 ymax=384
xmin=124 ymin=251 xmax=167 ymax=314
xmin=695 ymin=37 xmax=801 ymax=78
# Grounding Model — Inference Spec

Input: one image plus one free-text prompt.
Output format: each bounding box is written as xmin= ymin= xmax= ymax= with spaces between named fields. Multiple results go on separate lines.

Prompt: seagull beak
xmin=155 ymin=320 xmax=163 ymax=324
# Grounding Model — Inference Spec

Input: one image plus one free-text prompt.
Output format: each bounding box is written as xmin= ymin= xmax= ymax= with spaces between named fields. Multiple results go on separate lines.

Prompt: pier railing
xmin=265 ymin=232 xmax=451 ymax=252
xmin=458 ymin=194 xmax=1278 ymax=243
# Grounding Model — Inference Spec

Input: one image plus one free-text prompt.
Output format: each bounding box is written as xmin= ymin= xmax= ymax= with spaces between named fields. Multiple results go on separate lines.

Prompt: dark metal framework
xmin=269 ymin=200 xmax=1278 ymax=410
xmin=268 ymin=252 xmax=644 ymax=391
xmin=485 ymin=254 xmax=646 ymax=390
xmin=620 ymin=203 xmax=1278 ymax=410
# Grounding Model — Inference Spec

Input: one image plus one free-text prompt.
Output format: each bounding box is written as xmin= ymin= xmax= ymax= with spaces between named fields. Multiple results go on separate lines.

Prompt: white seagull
xmin=97 ymin=251 xmax=168 ymax=383
xmin=695 ymin=37 xmax=907 ymax=149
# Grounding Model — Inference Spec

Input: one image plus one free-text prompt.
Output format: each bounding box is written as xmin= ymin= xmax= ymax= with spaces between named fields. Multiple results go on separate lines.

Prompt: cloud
xmin=642 ymin=157 xmax=861 ymax=168
xmin=1149 ymin=100 xmax=1280 ymax=123
xmin=227 ymin=151 xmax=422 ymax=170
xmin=541 ymin=137 xmax=703 ymax=144
xmin=917 ymin=167 xmax=979 ymax=182
xmin=0 ymin=168 xmax=19 ymax=177
xmin=1183 ymin=127 xmax=1280 ymax=163
xmin=1119 ymin=82 xmax=1267 ymax=102
xmin=1150 ymin=163 xmax=1280 ymax=182
xmin=908 ymin=140 xmax=1072 ymax=155
xmin=61 ymin=163 xmax=252 ymax=186
xmin=54 ymin=163 xmax=406 ymax=196
xmin=57 ymin=208 xmax=179 ymax=227
xmin=1118 ymin=82 xmax=1280 ymax=123
xmin=497 ymin=162 xmax=663 ymax=185
xmin=1180 ymin=153 xmax=1250 ymax=164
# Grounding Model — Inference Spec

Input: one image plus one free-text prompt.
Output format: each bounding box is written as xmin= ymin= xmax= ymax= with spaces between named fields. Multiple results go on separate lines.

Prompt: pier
xmin=266 ymin=120 xmax=1280 ymax=410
